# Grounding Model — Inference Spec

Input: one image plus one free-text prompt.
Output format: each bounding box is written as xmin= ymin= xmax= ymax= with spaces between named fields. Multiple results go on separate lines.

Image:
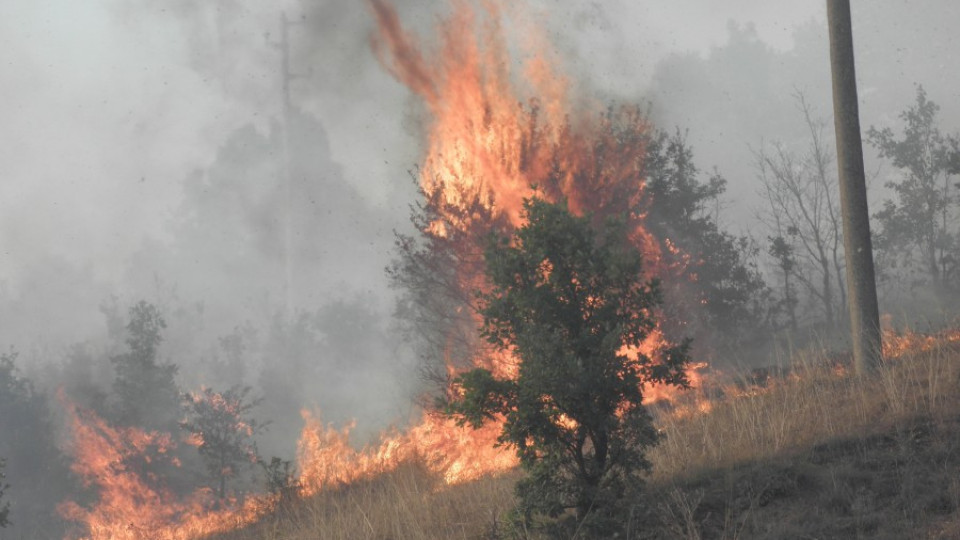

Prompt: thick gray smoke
xmin=2 ymin=1 xmax=960 ymax=536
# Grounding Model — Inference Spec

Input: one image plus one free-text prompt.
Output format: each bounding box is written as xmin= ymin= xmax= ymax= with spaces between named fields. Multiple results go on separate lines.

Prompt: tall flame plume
xmin=303 ymin=0 xmax=691 ymax=496
xmin=57 ymin=390 xmax=275 ymax=540
xmin=58 ymin=1 xmax=704 ymax=538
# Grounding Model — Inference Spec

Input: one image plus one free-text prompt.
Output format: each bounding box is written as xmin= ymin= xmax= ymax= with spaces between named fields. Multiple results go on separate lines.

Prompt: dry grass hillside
xmin=214 ymin=329 xmax=960 ymax=539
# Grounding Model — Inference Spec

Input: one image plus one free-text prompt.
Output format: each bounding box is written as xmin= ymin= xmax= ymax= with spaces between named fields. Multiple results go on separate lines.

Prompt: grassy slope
xmin=215 ymin=334 xmax=960 ymax=539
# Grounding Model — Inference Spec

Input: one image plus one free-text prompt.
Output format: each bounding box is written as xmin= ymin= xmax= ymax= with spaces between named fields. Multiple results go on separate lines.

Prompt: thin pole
xmin=280 ymin=12 xmax=294 ymax=318
xmin=826 ymin=0 xmax=882 ymax=374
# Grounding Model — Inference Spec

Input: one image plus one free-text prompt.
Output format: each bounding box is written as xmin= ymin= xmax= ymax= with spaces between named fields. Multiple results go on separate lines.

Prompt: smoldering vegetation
xmin=2 ymin=1 xmax=960 ymax=538
xmin=1 ymin=4 xmax=423 ymax=536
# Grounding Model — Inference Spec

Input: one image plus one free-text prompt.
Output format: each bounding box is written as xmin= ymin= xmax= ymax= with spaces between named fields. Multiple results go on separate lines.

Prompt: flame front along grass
xmin=213 ymin=328 xmax=960 ymax=539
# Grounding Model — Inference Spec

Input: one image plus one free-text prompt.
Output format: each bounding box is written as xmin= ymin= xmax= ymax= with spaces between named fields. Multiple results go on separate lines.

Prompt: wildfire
xmin=58 ymin=1 xmax=707 ymax=537
xmin=297 ymin=409 xmax=516 ymax=495
xmin=370 ymin=0 xmax=662 ymax=244
xmin=881 ymin=326 xmax=960 ymax=358
xmin=57 ymin=390 xmax=275 ymax=540
xmin=294 ymin=0 xmax=699 ymax=498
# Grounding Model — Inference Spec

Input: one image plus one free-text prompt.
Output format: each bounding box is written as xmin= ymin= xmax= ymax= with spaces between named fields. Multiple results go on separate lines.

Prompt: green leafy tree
xmin=0 ymin=349 xmax=71 ymax=536
xmin=643 ymin=128 xmax=771 ymax=357
xmin=446 ymin=199 xmax=690 ymax=534
xmin=111 ymin=301 xmax=181 ymax=433
xmin=181 ymin=385 xmax=265 ymax=500
xmin=0 ymin=458 xmax=9 ymax=528
xmin=867 ymin=86 xmax=960 ymax=293
xmin=390 ymin=113 xmax=769 ymax=388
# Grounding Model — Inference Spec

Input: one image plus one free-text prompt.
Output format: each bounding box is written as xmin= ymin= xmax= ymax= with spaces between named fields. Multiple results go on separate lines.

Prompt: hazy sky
xmin=0 ymin=1 xmax=829 ymax=289
xmin=4 ymin=5 xmax=958 ymax=534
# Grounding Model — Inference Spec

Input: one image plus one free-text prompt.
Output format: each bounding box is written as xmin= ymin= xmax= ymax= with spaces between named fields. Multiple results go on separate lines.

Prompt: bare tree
xmin=757 ymin=93 xmax=846 ymax=330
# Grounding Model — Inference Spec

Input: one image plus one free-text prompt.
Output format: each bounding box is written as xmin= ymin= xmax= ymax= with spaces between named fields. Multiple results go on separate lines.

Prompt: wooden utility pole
xmin=826 ymin=0 xmax=882 ymax=374
xmin=276 ymin=12 xmax=304 ymax=318
xmin=280 ymin=12 xmax=294 ymax=317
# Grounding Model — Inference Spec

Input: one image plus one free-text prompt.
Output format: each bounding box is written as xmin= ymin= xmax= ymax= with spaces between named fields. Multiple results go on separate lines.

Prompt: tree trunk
xmin=928 ymin=227 xmax=941 ymax=291
xmin=785 ymin=269 xmax=797 ymax=332
xmin=820 ymin=253 xmax=834 ymax=327
xmin=218 ymin=453 xmax=227 ymax=500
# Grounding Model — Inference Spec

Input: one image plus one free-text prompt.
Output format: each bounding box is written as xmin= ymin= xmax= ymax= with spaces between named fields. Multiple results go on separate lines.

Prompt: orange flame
xmin=881 ymin=325 xmax=960 ymax=358
xmin=297 ymin=409 xmax=516 ymax=495
xmin=60 ymin=2 xmax=707 ymax=536
xmin=57 ymin=390 xmax=274 ymax=540
xmin=370 ymin=0 xmax=659 ymax=239
xmin=292 ymin=0 xmax=698 ymax=497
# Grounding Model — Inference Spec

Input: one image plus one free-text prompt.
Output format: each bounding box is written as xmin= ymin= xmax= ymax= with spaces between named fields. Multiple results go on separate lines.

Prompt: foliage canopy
xmin=446 ymin=198 xmax=690 ymax=532
xmin=868 ymin=86 xmax=960 ymax=293
xmin=0 ymin=349 xmax=69 ymax=534
xmin=181 ymin=385 xmax=265 ymax=500
xmin=0 ymin=458 xmax=8 ymax=528
xmin=640 ymin=128 xmax=770 ymax=358
xmin=111 ymin=301 xmax=181 ymax=433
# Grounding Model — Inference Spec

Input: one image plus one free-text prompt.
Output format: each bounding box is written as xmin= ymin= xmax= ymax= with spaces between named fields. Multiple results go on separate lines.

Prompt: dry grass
xmin=640 ymin=332 xmax=960 ymax=539
xmin=649 ymin=334 xmax=960 ymax=482
xmin=215 ymin=332 xmax=960 ymax=539
xmin=214 ymin=461 xmax=518 ymax=540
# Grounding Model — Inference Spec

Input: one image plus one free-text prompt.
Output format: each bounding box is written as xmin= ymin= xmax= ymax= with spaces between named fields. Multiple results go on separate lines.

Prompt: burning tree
xmin=446 ymin=199 xmax=690 ymax=534
xmin=181 ymin=385 xmax=265 ymax=500
xmin=58 ymin=392 xmax=275 ymax=540
xmin=642 ymin=129 xmax=770 ymax=357
xmin=370 ymin=0 xmax=770 ymax=510
xmin=375 ymin=0 xmax=768 ymax=387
